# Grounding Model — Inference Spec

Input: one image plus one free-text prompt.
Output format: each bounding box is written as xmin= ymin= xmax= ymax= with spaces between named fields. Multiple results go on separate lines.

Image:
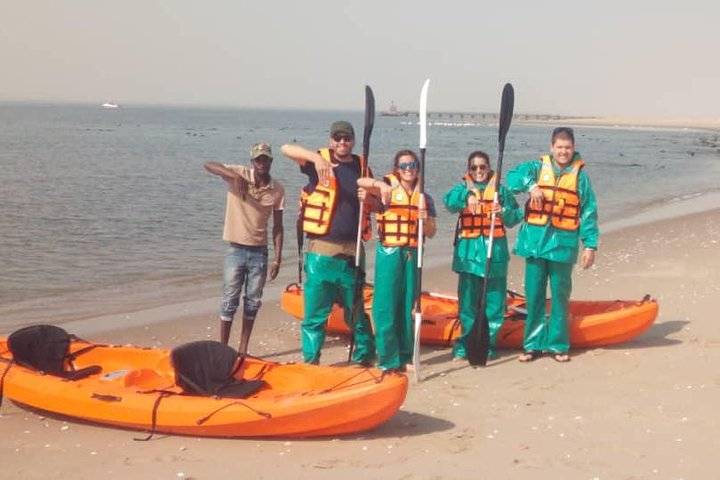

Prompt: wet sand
xmin=2 ymin=204 xmax=720 ymax=479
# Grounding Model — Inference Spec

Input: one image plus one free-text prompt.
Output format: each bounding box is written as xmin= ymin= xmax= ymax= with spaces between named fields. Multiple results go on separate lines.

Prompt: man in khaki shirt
xmin=204 ymin=142 xmax=285 ymax=355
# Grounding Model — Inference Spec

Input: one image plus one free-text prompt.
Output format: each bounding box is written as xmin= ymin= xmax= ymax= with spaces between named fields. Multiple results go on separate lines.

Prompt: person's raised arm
xmin=358 ymin=177 xmax=392 ymax=205
xmin=204 ymin=162 xmax=247 ymax=199
xmin=281 ymin=144 xmax=334 ymax=183
xmin=357 ymin=177 xmax=384 ymax=212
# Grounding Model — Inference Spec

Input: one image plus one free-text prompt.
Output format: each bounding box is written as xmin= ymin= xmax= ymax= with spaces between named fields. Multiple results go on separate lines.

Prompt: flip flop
xmin=518 ymin=351 xmax=541 ymax=362
xmin=552 ymin=353 xmax=571 ymax=363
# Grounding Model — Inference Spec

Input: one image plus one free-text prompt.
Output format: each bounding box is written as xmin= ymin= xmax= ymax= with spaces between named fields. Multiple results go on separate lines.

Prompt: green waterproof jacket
xmin=506 ymin=152 xmax=599 ymax=264
xmin=444 ymin=178 xmax=523 ymax=278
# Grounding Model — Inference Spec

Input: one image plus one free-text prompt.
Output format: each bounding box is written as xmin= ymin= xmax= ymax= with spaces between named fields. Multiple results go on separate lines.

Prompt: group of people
xmin=204 ymin=120 xmax=599 ymax=370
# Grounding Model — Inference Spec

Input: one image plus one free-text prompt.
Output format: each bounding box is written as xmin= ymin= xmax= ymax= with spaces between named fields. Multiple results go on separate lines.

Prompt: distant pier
xmin=381 ymin=110 xmax=585 ymax=122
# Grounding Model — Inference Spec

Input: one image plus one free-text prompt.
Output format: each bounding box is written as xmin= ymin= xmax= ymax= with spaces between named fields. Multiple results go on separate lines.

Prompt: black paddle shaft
xmin=467 ymin=83 xmax=515 ymax=366
xmin=348 ymin=85 xmax=375 ymax=363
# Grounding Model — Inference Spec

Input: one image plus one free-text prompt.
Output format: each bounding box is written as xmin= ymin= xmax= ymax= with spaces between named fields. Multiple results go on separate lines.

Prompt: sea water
xmin=1 ymin=103 xmax=719 ymax=326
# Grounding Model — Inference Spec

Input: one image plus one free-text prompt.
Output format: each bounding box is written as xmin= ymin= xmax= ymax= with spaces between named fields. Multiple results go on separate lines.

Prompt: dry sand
xmin=2 ymin=206 xmax=720 ymax=480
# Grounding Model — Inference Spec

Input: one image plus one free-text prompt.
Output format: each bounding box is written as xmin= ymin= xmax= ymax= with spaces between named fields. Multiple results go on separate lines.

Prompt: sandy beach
xmin=2 ymin=115 xmax=720 ymax=480
xmin=2 ymin=196 xmax=720 ymax=479
xmin=519 ymin=116 xmax=720 ymax=133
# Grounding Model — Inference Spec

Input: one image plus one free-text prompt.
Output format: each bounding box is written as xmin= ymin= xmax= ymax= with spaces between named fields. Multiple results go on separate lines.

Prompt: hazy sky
xmin=1 ymin=0 xmax=718 ymax=116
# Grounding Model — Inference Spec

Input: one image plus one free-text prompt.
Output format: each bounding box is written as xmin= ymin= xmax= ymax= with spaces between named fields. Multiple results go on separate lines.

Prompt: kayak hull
xmin=280 ymin=283 xmax=659 ymax=348
xmin=0 ymin=338 xmax=408 ymax=438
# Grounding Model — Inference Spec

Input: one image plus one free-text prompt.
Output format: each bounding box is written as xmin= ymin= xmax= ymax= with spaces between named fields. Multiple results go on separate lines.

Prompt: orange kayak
xmin=0 ymin=336 xmax=408 ymax=438
xmin=280 ymin=283 xmax=659 ymax=348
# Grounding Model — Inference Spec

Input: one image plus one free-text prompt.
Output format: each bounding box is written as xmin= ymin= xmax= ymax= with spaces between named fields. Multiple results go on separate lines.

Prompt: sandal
xmin=552 ymin=353 xmax=571 ymax=363
xmin=518 ymin=351 xmax=541 ymax=362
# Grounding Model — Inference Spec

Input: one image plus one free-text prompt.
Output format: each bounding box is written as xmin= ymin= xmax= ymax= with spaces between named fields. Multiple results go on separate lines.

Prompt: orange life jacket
xmin=525 ymin=155 xmax=584 ymax=231
xmin=300 ymin=148 xmax=372 ymax=240
xmin=458 ymin=173 xmax=506 ymax=239
xmin=376 ymin=174 xmax=421 ymax=247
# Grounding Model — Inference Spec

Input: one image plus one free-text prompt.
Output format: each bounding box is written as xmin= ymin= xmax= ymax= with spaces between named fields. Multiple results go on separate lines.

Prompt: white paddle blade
xmin=419 ymin=79 xmax=430 ymax=149
xmin=413 ymin=311 xmax=422 ymax=382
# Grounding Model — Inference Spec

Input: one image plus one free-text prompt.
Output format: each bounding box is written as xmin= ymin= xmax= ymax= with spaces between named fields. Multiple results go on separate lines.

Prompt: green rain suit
xmin=506 ymin=152 xmax=599 ymax=354
xmin=444 ymin=176 xmax=523 ymax=359
xmin=300 ymin=151 xmax=375 ymax=365
xmin=303 ymin=251 xmax=375 ymax=364
xmin=372 ymin=183 xmax=436 ymax=371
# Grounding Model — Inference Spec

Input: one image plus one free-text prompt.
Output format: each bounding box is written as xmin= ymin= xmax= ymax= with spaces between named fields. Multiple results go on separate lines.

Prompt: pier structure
xmin=382 ymin=111 xmax=572 ymax=122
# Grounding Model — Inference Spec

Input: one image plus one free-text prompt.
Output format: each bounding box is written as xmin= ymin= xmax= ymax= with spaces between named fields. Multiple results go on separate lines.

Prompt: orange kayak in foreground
xmin=0 ymin=337 xmax=407 ymax=438
xmin=280 ymin=283 xmax=659 ymax=348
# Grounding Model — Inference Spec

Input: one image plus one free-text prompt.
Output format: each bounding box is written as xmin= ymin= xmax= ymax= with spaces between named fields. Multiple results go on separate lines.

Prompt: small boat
xmin=380 ymin=101 xmax=409 ymax=117
xmin=280 ymin=283 xmax=659 ymax=348
xmin=0 ymin=330 xmax=408 ymax=438
xmin=101 ymin=102 xmax=119 ymax=109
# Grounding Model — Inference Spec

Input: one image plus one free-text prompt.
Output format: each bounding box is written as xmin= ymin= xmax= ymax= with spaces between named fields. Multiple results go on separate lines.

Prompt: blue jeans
xmin=220 ymin=243 xmax=268 ymax=322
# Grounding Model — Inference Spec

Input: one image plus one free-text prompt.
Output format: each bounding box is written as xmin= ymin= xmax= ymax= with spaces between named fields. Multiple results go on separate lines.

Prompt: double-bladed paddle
xmin=412 ymin=79 xmax=430 ymax=382
xmin=467 ymin=83 xmax=515 ymax=367
xmin=355 ymin=85 xmax=375 ymax=266
xmin=348 ymin=85 xmax=375 ymax=363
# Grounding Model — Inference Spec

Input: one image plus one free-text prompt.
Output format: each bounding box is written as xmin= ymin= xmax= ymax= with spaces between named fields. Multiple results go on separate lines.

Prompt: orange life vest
xmin=458 ymin=173 xmax=506 ymax=239
xmin=376 ymin=174 xmax=421 ymax=247
xmin=526 ymin=155 xmax=584 ymax=231
xmin=300 ymin=148 xmax=372 ymax=240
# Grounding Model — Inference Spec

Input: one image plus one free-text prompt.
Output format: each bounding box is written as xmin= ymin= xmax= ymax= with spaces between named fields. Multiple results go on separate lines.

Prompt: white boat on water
xmin=101 ymin=102 xmax=119 ymax=109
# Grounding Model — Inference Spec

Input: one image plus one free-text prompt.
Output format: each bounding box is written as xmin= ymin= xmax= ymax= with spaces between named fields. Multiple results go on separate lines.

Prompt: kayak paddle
xmin=467 ymin=83 xmax=515 ymax=366
xmin=412 ymin=78 xmax=430 ymax=382
xmin=348 ymin=85 xmax=375 ymax=363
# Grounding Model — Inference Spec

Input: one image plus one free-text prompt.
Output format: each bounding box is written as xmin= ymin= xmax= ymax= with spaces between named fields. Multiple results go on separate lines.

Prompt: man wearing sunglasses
xmin=506 ymin=127 xmax=599 ymax=363
xmin=204 ymin=142 xmax=285 ymax=355
xmin=444 ymin=150 xmax=523 ymax=361
xmin=281 ymin=121 xmax=376 ymax=365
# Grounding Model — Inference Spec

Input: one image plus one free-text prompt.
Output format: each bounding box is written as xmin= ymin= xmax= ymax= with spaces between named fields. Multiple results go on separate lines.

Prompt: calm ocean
xmin=2 ymin=103 xmax=719 ymax=327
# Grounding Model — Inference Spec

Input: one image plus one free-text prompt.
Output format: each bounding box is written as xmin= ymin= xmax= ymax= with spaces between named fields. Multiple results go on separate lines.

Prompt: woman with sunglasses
xmin=357 ymin=150 xmax=437 ymax=373
xmin=444 ymin=151 xmax=523 ymax=361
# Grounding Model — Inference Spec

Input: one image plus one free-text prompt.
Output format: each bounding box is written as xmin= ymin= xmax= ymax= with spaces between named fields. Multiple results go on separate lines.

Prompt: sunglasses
xmin=469 ymin=164 xmax=489 ymax=171
xmin=397 ymin=161 xmax=420 ymax=170
xmin=332 ymin=134 xmax=354 ymax=142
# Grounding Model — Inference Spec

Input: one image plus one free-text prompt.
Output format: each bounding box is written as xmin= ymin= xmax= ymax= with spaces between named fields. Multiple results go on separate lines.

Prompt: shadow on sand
xmin=600 ymin=319 xmax=688 ymax=350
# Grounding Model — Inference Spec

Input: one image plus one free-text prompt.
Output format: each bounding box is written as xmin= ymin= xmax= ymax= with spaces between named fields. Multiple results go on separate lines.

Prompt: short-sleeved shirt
xmin=222 ymin=165 xmax=285 ymax=246
xmin=300 ymin=153 xmax=366 ymax=242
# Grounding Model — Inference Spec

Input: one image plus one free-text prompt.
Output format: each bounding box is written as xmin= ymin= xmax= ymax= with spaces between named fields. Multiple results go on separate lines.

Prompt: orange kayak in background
xmin=0 ymin=336 xmax=408 ymax=438
xmin=280 ymin=283 xmax=659 ymax=348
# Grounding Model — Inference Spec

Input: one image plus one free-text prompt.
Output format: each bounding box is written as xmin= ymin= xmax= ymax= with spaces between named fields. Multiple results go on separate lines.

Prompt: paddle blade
xmin=494 ymin=82 xmax=515 ymax=183
xmin=498 ymin=83 xmax=515 ymax=147
xmin=412 ymin=311 xmax=422 ymax=382
xmin=419 ymin=79 xmax=430 ymax=149
xmin=363 ymin=85 xmax=375 ymax=161
xmin=467 ymin=307 xmax=490 ymax=366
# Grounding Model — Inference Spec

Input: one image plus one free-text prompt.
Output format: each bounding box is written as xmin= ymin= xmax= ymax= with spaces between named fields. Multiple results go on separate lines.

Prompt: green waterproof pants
xmin=523 ymin=257 xmax=573 ymax=353
xmin=453 ymin=272 xmax=507 ymax=359
xmin=302 ymin=252 xmax=375 ymax=364
xmin=372 ymin=245 xmax=418 ymax=370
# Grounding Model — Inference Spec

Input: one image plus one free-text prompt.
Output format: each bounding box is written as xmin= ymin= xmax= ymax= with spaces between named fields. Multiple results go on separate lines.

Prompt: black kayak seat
xmin=170 ymin=340 xmax=266 ymax=398
xmin=6 ymin=325 xmax=101 ymax=380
